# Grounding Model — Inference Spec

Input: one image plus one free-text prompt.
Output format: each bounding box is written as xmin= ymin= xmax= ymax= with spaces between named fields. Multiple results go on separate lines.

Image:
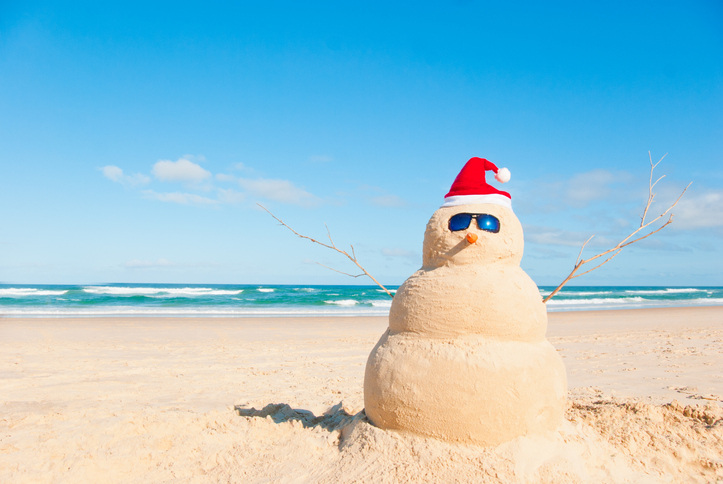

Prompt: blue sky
xmin=1 ymin=1 xmax=721 ymax=286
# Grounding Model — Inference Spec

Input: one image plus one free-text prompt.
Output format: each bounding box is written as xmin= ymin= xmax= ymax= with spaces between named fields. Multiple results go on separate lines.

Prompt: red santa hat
xmin=442 ymin=157 xmax=512 ymax=209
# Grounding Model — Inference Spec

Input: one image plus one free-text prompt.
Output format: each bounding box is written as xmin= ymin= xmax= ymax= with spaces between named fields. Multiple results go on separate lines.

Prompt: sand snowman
xmin=364 ymin=157 xmax=567 ymax=446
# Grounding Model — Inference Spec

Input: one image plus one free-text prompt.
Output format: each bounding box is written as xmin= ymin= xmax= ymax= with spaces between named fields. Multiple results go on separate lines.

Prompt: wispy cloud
xmin=565 ymin=169 xmax=633 ymax=206
xmin=104 ymin=156 xmax=321 ymax=207
xmin=101 ymin=165 xmax=150 ymax=187
xmin=670 ymin=189 xmax=723 ymax=229
xmin=238 ymin=177 xmax=320 ymax=206
xmin=142 ymin=190 xmax=218 ymax=206
xmin=152 ymin=157 xmax=211 ymax=183
xmin=370 ymin=194 xmax=407 ymax=208
xmin=215 ymin=173 xmax=238 ymax=183
xmin=524 ymin=225 xmax=616 ymax=248
xmin=357 ymin=185 xmax=407 ymax=208
xmin=102 ymin=165 xmax=123 ymax=181
xmin=217 ymin=188 xmax=246 ymax=204
xmin=224 ymin=162 xmax=255 ymax=174
xmin=518 ymin=169 xmax=635 ymax=213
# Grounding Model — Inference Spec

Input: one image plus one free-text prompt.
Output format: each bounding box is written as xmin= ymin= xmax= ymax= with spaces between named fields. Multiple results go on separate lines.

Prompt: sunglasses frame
xmin=448 ymin=213 xmax=501 ymax=233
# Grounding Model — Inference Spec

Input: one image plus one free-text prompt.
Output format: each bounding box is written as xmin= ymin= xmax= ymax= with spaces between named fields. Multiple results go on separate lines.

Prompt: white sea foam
xmin=561 ymin=291 xmax=614 ymax=296
xmin=82 ymin=286 xmax=243 ymax=296
xmin=623 ymin=288 xmax=709 ymax=295
xmin=0 ymin=288 xmax=68 ymax=297
xmin=324 ymin=299 xmax=358 ymax=306
xmin=371 ymin=300 xmax=393 ymax=308
xmin=540 ymin=290 xmax=615 ymax=297
xmin=0 ymin=305 xmax=390 ymax=317
xmin=545 ymin=296 xmax=723 ymax=311
xmin=547 ymin=297 xmax=646 ymax=306
xmin=257 ymin=288 xmax=275 ymax=293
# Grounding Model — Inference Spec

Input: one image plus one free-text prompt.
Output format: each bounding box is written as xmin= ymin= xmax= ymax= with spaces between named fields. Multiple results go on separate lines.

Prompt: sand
xmin=1 ymin=306 xmax=721 ymax=482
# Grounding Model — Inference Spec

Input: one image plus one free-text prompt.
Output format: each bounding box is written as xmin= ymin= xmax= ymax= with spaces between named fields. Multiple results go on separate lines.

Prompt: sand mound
xmin=230 ymin=397 xmax=722 ymax=483
xmin=5 ymin=397 xmax=719 ymax=483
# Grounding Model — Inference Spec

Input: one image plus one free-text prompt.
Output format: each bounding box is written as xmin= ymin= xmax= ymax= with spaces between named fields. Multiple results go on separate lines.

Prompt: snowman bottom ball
xmin=364 ymin=332 xmax=567 ymax=446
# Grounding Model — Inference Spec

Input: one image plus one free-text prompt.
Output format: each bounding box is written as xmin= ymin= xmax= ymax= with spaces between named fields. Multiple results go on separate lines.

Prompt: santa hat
xmin=442 ymin=157 xmax=511 ymax=209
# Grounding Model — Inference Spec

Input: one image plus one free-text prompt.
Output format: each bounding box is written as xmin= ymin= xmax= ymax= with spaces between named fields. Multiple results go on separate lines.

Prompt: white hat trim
xmin=441 ymin=194 xmax=512 ymax=209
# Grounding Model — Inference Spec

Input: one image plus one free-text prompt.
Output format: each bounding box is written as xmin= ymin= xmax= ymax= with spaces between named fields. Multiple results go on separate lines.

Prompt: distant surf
xmin=0 ymin=284 xmax=720 ymax=317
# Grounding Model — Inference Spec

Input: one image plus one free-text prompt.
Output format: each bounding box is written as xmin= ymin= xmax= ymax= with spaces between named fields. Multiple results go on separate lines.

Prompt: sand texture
xmin=1 ymin=307 xmax=722 ymax=483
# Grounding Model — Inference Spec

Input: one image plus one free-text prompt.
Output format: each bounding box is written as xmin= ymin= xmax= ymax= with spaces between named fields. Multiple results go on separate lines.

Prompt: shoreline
xmin=2 ymin=303 xmax=722 ymax=319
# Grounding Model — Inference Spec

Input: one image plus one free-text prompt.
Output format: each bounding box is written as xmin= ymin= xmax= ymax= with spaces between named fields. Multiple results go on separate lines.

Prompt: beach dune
xmin=1 ymin=307 xmax=721 ymax=482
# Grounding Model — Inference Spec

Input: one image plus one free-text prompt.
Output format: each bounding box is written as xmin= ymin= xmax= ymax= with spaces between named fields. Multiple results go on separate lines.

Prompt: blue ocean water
xmin=0 ymin=284 xmax=721 ymax=317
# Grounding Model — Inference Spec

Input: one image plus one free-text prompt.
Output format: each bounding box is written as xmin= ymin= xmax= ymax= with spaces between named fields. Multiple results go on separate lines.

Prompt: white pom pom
xmin=495 ymin=167 xmax=511 ymax=183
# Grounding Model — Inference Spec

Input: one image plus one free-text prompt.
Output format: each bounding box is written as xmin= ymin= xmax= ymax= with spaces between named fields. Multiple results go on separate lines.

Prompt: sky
xmin=1 ymin=1 xmax=721 ymax=286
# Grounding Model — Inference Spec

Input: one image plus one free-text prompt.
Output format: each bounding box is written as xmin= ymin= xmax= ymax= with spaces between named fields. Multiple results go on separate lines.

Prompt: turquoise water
xmin=0 ymin=284 xmax=721 ymax=317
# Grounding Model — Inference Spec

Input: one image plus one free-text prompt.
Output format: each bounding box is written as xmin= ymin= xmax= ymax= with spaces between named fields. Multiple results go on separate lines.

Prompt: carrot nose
xmin=466 ymin=233 xmax=478 ymax=244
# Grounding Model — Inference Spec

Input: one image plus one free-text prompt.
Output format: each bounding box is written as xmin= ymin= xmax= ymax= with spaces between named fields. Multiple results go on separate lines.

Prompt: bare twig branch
xmin=258 ymin=204 xmax=394 ymax=297
xmin=325 ymin=224 xmax=335 ymax=247
xmin=575 ymin=236 xmax=595 ymax=266
xmin=315 ymin=263 xmax=365 ymax=278
xmin=573 ymin=248 xmax=623 ymax=279
xmin=543 ymin=153 xmax=690 ymax=303
xmin=642 ymin=152 xmax=667 ymax=225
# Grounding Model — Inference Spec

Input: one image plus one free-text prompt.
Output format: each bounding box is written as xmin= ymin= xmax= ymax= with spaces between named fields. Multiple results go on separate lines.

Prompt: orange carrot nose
xmin=466 ymin=233 xmax=478 ymax=244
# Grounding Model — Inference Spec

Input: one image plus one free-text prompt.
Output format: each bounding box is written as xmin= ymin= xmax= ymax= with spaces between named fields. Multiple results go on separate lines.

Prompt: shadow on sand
xmin=234 ymin=402 xmax=363 ymax=432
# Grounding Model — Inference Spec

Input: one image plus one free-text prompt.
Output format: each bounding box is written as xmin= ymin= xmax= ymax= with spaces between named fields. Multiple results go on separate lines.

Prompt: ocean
xmin=0 ymin=284 xmax=721 ymax=317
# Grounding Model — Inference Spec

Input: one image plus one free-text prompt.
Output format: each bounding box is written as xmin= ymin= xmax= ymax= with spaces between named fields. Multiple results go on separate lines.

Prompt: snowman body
xmin=364 ymin=201 xmax=567 ymax=446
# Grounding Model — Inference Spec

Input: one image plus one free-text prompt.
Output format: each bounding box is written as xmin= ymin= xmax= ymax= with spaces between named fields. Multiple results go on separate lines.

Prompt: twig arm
xmin=258 ymin=204 xmax=394 ymax=298
xmin=543 ymin=155 xmax=689 ymax=303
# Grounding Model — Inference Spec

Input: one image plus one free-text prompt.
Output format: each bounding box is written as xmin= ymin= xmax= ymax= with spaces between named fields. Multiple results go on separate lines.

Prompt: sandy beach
xmin=1 ymin=306 xmax=721 ymax=482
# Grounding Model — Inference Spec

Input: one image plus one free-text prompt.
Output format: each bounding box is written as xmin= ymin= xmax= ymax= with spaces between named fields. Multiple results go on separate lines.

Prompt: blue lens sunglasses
xmin=448 ymin=213 xmax=500 ymax=233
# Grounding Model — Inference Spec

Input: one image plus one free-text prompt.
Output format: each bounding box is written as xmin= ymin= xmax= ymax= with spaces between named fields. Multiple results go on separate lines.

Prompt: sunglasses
xmin=448 ymin=213 xmax=500 ymax=233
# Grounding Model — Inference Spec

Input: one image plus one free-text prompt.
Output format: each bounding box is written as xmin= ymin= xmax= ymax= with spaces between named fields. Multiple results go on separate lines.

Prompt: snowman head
xmin=421 ymin=157 xmax=523 ymax=268
xmin=422 ymin=203 xmax=523 ymax=269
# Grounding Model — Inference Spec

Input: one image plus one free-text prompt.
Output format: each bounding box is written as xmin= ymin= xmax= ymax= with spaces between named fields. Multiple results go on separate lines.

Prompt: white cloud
xmin=565 ymin=169 xmax=633 ymax=206
xmin=142 ymin=190 xmax=218 ymax=206
xmin=152 ymin=157 xmax=211 ymax=183
xmin=356 ymin=184 xmax=406 ymax=208
xmin=232 ymin=162 xmax=255 ymax=172
xmin=370 ymin=194 xmax=407 ymax=207
xmin=103 ymin=157 xmax=325 ymax=209
xmin=215 ymin=173 xmax=237 ymax=183
xmin=566 ymin=170 xmax=615 ymax=204
xmin=524 ymin=225 xmax=616 ymax=248
xmin=102 ymin=165 xmax=123 ymax=182
xmin=101 ymin=165 xmax=150 ymax=187
xmin=517 ymin=169 xmax=636 ymax=214
xmin=670 ymin=189 xmax=723 ymax=229
xmin=525 ymin=227 xmax=589 ymax=247
xmin=217 ymin=188 xmax=246 ymax=204
xmin=238 ymin=177 xmax=319 ymax=206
